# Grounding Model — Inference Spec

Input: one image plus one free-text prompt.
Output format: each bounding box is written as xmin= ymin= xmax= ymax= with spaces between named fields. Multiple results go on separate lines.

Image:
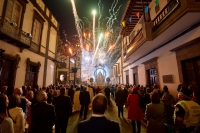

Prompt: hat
xmin=179 ymin=87 xmax=191 ymax=97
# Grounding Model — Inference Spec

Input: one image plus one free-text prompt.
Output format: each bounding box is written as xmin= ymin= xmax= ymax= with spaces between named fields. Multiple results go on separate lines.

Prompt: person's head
xmin=117 ymin=86 xmax=122 ymax=91
xmin=92 ymin=94 xmax=108 ymax=114
xmin=0 ymin=93 xmax=9 ymax=115
xmin=178 ymin=87 xmax=191 ymax=100
xmin=36 ymin=91 xmax=47 ymax=102
xmin=60 ymin=87 xmax=66 ymax=95
xmin=151 ymin=92 xmax=160 ymax=104
xmin=13 ymin=88 xmax=23 ymax=96
xmin=8 ymin=94 xmax=20 ymax=109
xmin=26 ymin=91 xmax=34 ymax=101
xmin=163 ymin=85 xmax=169 ymax=92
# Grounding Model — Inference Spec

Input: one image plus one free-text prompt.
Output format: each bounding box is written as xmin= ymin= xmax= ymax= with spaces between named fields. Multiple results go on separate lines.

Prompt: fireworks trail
xmin=92 ymin=10 xmax=96 ymax=51
xmin=70 ymin=0 xmax=83 ymax=48
xmin=68 ymin=0 xmax=123 ymax=81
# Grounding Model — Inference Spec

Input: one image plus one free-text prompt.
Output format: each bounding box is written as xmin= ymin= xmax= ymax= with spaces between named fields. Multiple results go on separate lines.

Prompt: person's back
xmin=53 ymin=95 xmax=72 ymax=119
xmin=30 ymin=91 xmax=55 ymax=133
xmin=78 ymin=93 xmax=120 ymax=133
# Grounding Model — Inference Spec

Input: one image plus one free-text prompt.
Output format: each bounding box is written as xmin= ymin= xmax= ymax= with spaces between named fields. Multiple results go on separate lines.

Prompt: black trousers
xmin=117 ymin=106 xmax=123 ymax=117
xmin=80 ymin=104 xmax=89 ymax=119
xmin=55 ymin=118 xmax=69 ymax=133
xmin=131 ymin=120 xmax=141 ymax=133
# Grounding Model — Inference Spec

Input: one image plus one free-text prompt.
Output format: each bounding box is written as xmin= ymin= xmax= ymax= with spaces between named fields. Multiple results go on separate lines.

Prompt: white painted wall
xmin=0 ymin=41 xmax=45 ymax=88
xmin=49 ymin=27 xmax=57 ymax=53
xmin=46 ymin=59 xmax=54 ymax=86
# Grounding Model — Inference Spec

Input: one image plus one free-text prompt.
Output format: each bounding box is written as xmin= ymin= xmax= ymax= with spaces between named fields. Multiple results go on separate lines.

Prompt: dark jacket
xmin=30 ymin=102 xmax=55 ymax=133
xmin=115 ymin=90 xmax=125 ymax=106
xmin=53 ymin=95 xmax=72 ymax=119
xmin=79 ymin=91 xmax=90 ymax=105
xmin=78 ymin=116 xmax=120 ymax=133
xmin=68 ymin=88 xmax=75 ymax=102
xmin=104 ymin=87 xmax=110 ymax=97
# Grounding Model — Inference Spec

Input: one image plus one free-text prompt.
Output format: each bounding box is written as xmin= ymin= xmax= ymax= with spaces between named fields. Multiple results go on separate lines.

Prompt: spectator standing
xmin=78 ymin=94 xmax=120 ymax=133
xmin=8 ymin=94 xmax=25 ymax=133
xmin=79 ymin=87 xmax=90 ymax=119
xmin=115 ymin=86 xmax=125 ymax=117
xmin=127 ymin=87 xmax=143 ymax=133
xmin=0 ymin=93 xmax=14 ymax=133
xmin=145 ymin=92 xmax=165 ymax=133
xmin=68 ymin=85 xmax=75 ymax=104
xmin=110 ymin=85 xmax=115 ymax=99
xmin=30 ymin=91 xmax=55 ymax=133
xmin=53 ymin=88 xmax=72 ymax=133
xmin=104 ymin=86 xmax=110 ymax=104
xmin=174 ymin=87 xmax=200 ymax=133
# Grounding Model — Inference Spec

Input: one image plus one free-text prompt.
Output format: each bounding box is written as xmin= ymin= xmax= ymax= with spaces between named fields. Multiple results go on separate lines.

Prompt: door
xmin=25 ymin=65 xmax=37 ymax=87
xmin=133 ymin=73 xmax=138 ymax=86
xmin=126 ymin=75 xmax=129 ymax=85
xmin=147 ymin=68 xmax=158 ymax=87
xmin=0 ymin=59 xmax=14 ymax=87
xmin=182 ymin=57 xmax=200 ymax=89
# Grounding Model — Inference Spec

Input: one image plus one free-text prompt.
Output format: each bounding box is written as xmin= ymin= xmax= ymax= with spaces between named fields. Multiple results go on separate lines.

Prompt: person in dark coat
xmin=78 ymin=93 xmax=120 ymax=133
xmin=30 ymin=91 xmax=56 ymax=133
xmin=79 ymin=87 xmax=90 ymax=119
xmin=68 ymin=85 xmax=75 ymax=104
xmin=104 ymin=86 xmax=111 ymax=104
xmin=53 ymin=87 xmax=72 ymax=133
xmin=115 ymin=86 xmax=125 ymax=117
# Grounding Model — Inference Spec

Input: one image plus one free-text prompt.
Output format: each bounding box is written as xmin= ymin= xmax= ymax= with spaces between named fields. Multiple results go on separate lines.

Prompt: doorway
xmin=147 ymin=68 xmax=158 ymax=87
xmin=182 ymin=56 xmax=200 ymax=89
xmin=0 ymin=59 xmax=14 ymax=87
xmin=133 ymin=73 xmax=138 ymax=86
xmin=25 ymin=65 xmax=37 ymax=87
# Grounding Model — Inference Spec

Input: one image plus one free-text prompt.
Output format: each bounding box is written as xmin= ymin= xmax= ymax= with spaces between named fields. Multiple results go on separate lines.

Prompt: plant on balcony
xmin=71 ymin=67 xmax=78 ymax=73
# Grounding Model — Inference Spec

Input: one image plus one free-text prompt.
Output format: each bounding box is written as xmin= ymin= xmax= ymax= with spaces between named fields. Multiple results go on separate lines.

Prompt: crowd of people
xmin=0 ymin=83 xmax=200 ymax=133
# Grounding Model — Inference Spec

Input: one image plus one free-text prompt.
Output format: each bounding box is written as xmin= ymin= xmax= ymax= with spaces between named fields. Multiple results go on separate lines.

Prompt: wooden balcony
xmin=0 ymin=17 xmax=31 ymax=50
xmin=152 ymin=0 xmax=200 ymax=38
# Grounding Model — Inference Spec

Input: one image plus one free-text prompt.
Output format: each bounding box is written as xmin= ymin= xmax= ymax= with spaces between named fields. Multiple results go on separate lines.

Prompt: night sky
xmin=43 ymin=0 xmax=128 ymax=40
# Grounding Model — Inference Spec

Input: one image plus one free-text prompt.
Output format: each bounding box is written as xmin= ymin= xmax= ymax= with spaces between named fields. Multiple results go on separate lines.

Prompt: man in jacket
xmin=79 ymin=86 xmax=90 ymax=119
xmin=78 ymin=93 xmax=120 ymax=133
xmin=174 ymin=87 xmax=200 ymax=133
xmin=53 ymin=87 xmax=72 ymax=133
xmin=30 ymin=91 xmax=56 ymax=133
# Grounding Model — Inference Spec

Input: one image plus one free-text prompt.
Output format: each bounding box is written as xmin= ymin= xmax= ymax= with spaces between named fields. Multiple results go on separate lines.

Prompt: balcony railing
xmin=0 ymin=17 xmax=31 ymax=48
xmin=127 ymin=28 xmax=143 ymax=49
xmin=152 ymin=0 xmax=180 ymax=30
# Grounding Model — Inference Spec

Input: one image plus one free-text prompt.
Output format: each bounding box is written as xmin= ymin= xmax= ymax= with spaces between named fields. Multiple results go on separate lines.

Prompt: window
xmin=32 ymin=19 xmax=42 ymax=45
xmin=5 ymin=0 xmax=22 ymax=27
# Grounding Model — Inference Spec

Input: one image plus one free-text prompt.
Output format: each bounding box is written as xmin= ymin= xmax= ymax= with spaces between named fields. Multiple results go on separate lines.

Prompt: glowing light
xmin=92 ymin=10 xmax=96 ymax=15
xmin=69 ymin=48 xmax=72 ymax=55
xmin=92 ymin=9 xmax=96 ymax=51
xmin=70 ymin=0 xmax=83 ymax=47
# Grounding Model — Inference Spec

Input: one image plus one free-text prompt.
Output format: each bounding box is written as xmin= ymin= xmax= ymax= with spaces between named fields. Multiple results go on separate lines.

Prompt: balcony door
xmin=182 ymin=57 xmax=200 ymax=89
xmin=0 ymin=59 xmax=14 ymax=87
xmin=25 ymin=58 xmax=40 ymax=88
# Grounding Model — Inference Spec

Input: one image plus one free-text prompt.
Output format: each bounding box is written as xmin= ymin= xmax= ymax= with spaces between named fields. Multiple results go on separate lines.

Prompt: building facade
xmin=0 ymin=0 xmax=59 ymax=88
xmin=111 ymin=0 xmax=200 ymax=97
